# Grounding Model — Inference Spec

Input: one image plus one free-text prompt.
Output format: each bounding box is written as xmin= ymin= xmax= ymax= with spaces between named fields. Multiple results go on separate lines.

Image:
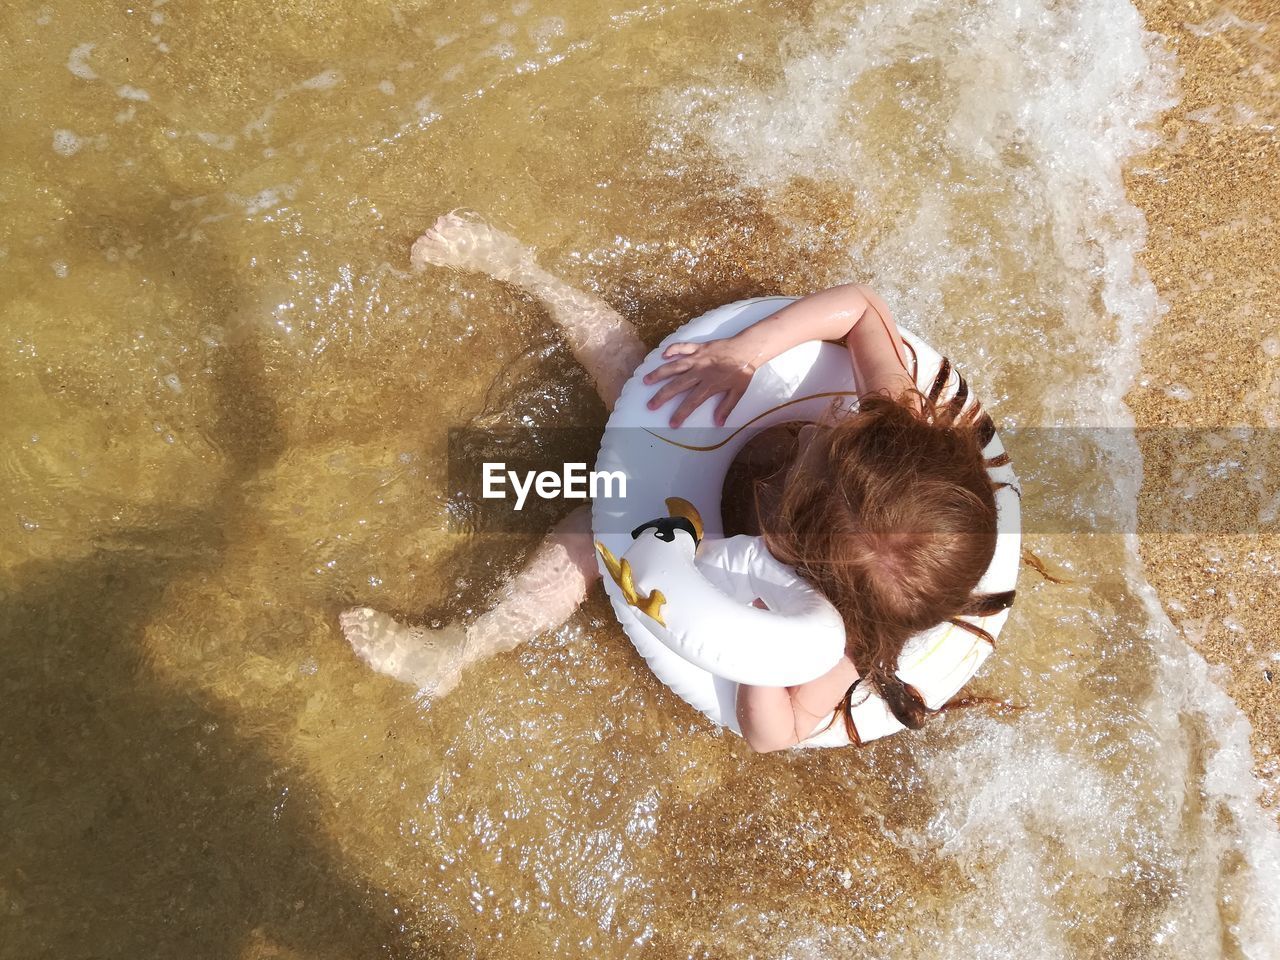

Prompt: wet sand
xmin=1127 ymin=0 xmax=1280 ymax=810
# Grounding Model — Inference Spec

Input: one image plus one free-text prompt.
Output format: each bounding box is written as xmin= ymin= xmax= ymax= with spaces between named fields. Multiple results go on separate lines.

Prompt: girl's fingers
xmin=670 ymin=388 xmax=713 ymax=428
xmin=647 ymin=374 xmax=699 ymax=410
xmin=642 ymin=358 xmax=693 ymax=384
xmin=713 ymin=388 xmax=742 ymax=427
xmin=662 ymin=342 xmax=699 ymax=359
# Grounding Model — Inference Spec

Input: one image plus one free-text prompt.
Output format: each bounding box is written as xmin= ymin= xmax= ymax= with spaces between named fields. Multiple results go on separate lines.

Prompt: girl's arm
xmin=644 ymin=284 xmax=914 ymax=427
xmin=736 ymin=656 xmax=861 ymax=753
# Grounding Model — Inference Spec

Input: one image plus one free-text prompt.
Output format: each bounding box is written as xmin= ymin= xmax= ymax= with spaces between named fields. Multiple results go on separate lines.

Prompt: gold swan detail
xmin=595 ymin=542 xmax=667 ymax=626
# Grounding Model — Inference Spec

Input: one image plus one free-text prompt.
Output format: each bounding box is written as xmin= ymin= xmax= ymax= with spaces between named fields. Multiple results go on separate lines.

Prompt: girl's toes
xmin=410 ymin=235 xmax=430 ymax=269
xmin=410 ymin=232 xmax=448 ymax=270
xmin=339 ymin=606 xmax=377 ymax=648
xmin=340 ymin=606 xmax=402 ymax=661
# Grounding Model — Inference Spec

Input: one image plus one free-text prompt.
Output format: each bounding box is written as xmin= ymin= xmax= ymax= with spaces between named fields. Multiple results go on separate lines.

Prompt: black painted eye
xmin=630 ymin=516 xmax=699 ymax=544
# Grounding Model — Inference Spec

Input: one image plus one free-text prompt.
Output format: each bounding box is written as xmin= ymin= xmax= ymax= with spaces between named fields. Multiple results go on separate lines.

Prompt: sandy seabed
xmin=1128 ymin=0 xmax=1280 ymax=813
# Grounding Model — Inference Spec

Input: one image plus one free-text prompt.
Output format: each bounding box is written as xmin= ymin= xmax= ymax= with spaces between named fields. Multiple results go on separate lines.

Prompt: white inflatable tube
xmin=591 ymin=297 xmax=1021 ymax=747
xmin=602 ymin=522 xmax=846 ymax=687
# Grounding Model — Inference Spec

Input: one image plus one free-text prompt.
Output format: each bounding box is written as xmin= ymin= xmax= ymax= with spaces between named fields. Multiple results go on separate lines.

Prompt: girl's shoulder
xmin=789 ymin=655 xmax=861 ymax=740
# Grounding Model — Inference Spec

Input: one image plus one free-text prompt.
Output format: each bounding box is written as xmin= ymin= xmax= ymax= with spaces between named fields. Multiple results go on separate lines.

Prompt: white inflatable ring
xmin=591 ymin=297 xmax=1021 ymax=747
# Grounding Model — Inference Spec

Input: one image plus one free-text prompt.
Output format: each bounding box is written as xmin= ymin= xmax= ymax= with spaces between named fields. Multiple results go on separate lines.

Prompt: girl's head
xmin=760 ymin=387 xmax=1001 ymax=735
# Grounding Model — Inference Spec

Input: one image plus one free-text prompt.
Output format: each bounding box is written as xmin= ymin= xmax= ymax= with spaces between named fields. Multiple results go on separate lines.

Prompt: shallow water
xmin=3 ymin=0 xmax=1279 ymax=957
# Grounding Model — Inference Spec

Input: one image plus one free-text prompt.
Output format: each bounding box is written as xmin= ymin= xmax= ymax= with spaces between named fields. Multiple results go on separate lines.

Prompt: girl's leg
xmin=341 ymin=505 xmax=599 ymax=698
xmin=342 ymin=213 xmax=643 ymax=693
xmin=409 ymin=211 xmax=647 ymax=408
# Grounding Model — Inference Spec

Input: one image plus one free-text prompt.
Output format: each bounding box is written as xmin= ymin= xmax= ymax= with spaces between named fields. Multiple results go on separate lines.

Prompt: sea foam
xmin=663 ymin=0 xmax=1280 ymax=955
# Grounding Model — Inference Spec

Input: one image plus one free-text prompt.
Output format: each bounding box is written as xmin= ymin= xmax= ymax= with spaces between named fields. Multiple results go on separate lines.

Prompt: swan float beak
xmin=663 ymin=496 xmax=704 ymax=542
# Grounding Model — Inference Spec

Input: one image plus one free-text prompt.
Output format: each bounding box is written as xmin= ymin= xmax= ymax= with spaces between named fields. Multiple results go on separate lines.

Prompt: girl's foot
xmin=410 ymin=211 xmax=542 ymax=285
xmin=339 ymin=607 xmax=470 ymax=698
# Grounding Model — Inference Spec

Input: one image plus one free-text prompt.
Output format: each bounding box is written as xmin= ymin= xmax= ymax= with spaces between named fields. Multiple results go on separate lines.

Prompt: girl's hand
xmin=642 ymin=337 xmax=760 ymax=428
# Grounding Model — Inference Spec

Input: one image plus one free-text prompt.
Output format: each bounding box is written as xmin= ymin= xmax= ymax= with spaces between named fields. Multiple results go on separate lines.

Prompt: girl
xmin=341 ymin=212 xmax=1004 ymax=751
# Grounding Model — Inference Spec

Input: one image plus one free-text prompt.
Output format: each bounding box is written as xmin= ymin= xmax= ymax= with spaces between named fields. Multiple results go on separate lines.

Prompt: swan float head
xmin=595 ymin=497 xmax=704 ymax=626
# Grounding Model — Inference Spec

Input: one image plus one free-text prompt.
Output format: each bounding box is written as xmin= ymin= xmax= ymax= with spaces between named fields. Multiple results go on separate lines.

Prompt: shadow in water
xmin=0 ymin=335 xmax=448 ymax=959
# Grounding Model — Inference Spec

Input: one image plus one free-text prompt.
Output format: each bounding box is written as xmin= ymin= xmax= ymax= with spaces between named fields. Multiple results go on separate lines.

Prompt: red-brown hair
xmin=760 ymin=383 xmax=1011 ymax=738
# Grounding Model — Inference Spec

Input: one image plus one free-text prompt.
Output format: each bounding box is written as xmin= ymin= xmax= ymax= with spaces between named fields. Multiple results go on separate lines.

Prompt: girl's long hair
xmin=760 ymin=382 xmax=1011 ymax=738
